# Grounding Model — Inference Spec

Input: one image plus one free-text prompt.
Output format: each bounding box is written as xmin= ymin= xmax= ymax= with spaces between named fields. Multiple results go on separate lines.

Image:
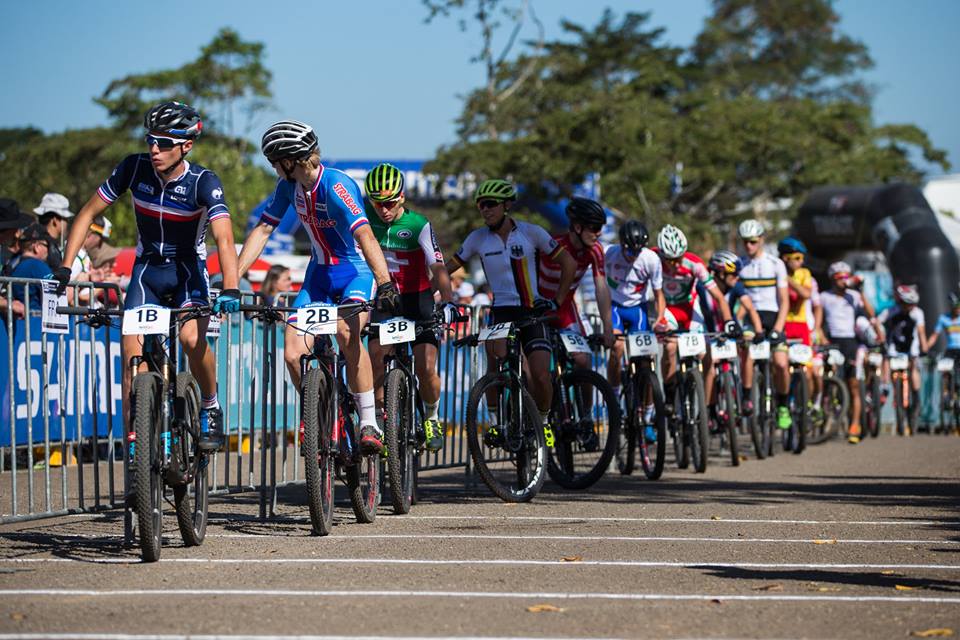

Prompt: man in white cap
xmin=34 ymin=192 xmax=74 ymax=270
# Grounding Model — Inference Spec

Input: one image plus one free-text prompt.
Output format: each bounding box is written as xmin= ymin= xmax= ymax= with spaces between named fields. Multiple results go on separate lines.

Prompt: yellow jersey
xmin=786 ymin=267 xmax=812 ymax=324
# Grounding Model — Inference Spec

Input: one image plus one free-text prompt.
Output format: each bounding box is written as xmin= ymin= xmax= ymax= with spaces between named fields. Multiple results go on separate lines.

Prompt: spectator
xmin=260 ymin=264 xmax=292 ymax=305
xmin=34 ymin=192 xmax=74 ymax=270
xmin=85 ymin=215 xmax=115 ymax=267
xmin=451 ymin=269 xmax=469 ymax=299
xmin=0 ymin=198 xmax=34 ymax=318
xmin=10 ymin=224 xmax=53 ymax=306
xmin=456 ymin=280 xmax=475 ymax=306
xmin=473 ymin=282 xmax=492 ymax=307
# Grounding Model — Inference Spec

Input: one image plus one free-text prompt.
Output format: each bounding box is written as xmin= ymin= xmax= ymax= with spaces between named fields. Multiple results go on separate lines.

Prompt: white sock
xmin=354 ymin=390 xmax=379 ymax=434
xmin=424 ymin=401 xmax=440 ymax=421
xmin=201 ymin=393 xmax=218 ymax=410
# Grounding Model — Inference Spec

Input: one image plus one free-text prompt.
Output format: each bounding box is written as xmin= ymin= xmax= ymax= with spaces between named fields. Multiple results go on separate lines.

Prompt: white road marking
xmin=1 ymin=588 xmax=958 ymax=604
xmin=390 ymin=515 xmax=960 ymax=526
xmin=2 ymin=557 xmax=959 ymax=571
xmin=0 ymin=635 xmax=623 ymax=640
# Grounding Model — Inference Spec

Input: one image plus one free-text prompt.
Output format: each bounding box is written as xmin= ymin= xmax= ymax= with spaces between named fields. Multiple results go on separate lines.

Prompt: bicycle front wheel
xmin=786 ymin=370 xmax=807 ymax=454
xmin=718 ymin=371 xmax=740 ymax=466
xmin=173 ymin=372 xmax=208 ymax=546
xmin=615 ymin=384 xmax=636 ymax=476
xmin=132 ymin=373 xmax=163 ymax=562
xmin=302 ymin=368 xmax=335 ymax=535
xmin=383 ymin=367 xmax=415 ymax=514
xmin=636 ymin=368 xmax=666 ymax=480
xmin=465 ymin=372 xmax=546 ymax=502
xmin=747 ymin=379 xmax=765 ymax=459
xmin=685 ymin=369 xmax=710 ymax=473
xmin=546 ymin=369 xmax=621 ymax=490
xmin=810 ymin=376 xmax=848 ymax=444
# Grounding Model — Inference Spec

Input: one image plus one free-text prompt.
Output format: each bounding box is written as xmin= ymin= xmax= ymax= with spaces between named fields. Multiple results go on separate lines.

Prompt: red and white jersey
xmin=538 ymin=233 xmax=604 ymax=300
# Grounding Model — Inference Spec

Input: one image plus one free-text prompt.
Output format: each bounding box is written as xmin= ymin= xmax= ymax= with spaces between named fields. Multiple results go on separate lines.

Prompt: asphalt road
xmin=0 ymin=433 xmax=958 ymax=640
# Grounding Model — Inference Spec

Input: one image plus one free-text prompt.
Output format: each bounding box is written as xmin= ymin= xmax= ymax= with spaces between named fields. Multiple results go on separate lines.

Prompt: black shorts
xmin=832 ymin=337 xmax=860 ymax=379
xmin=370 ymin=290 xmax=438 ymax=347
xmin=489 ymin=306 xmax=551 ymax=355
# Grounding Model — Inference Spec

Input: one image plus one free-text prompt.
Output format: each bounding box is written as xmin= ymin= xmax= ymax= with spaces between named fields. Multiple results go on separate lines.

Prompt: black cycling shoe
xmin=198 ymin=407 xmax=225 ymax=452
xmin=359 ymin=425 xmax=384 ymax=455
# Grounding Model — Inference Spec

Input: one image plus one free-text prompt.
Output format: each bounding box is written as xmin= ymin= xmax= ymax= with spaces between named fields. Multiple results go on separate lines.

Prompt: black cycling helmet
xmin=144 ymin=101 xmax=203 ymax=139
xmin=261 ymin=120 xmax=319 ymax=163
xmin=619 ymin=220 xmax=649 ymax=252
xmin=566 ymin=197 xmax=606 ymax=228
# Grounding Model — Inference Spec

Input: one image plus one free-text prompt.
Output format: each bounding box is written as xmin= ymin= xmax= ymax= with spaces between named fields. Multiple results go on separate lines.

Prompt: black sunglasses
xmin=477 ymin=199 xmax=502 ymax=210
xmin=580 ymin=223 xmax=603 ymax=233
xmin=145 ymin=134 xmax=185 ymax=151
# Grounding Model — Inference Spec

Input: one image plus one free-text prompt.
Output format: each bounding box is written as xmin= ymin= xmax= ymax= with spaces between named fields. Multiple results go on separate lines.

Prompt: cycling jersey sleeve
xmin=810 ymin=277 xmax=821 ymax=305
xmin=530 ymin=224 xmax=564 ymax=260
xmin=647 ymin=251 xmax=663 ymax=290
xmin=877 ymin=308 xmax=890 ymax=324
xmin=589 ymin=243 xmax=605 ymax=278
xmin=196 ymin=170 xmax=230 ymax=222
xmin=911 ymin=307 xmax=926 ymax=328
xmin=695 ymin=261 xmax=717 ymax=290
xmin=453 ymin=229 xmax=480 ymax=265
xmin=330 ymin=179 xmax=369 ymax=235
xmin=261 ymin=180 xmax=291 ymax=227
xmin=96 ymin=154 xmax=139 ymax=204
xmin=418 ymin=221 xmax=444 ymax=268
xmin=775 ymin=258 xmax=788 ymax=288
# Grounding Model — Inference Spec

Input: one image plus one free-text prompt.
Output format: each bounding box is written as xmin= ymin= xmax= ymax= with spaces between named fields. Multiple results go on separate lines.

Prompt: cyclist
xmin=537 ymin=197 xmax=615 ymax=365
xmin=927 ymin=292 xmax=960 ymax=362
xmin=605 ymin=220 xmax=665 ymax=401
xmin=54 ymin=101 xmax=240 ymax=452
xmin=363 ymin=163 xmax=455 ymax=452
xmin=448 ymin=178 xmax=577 ymax=430
xmin=705 ymin=250 xmax=763 ymax=415
xmin=878 ymin=284 xmax=927 ymax=435
xmin=654 ymin=225 xmax=738 ymax=404
xmin=819 ymin=261 xmax=879 ymax=443
xmin=779 ymin=236 xmax=817 ymax=414
xmin=737 ymin=219 xmax=791 ymax=431
xmin=237 ymin=120 xmax=397 ymax=455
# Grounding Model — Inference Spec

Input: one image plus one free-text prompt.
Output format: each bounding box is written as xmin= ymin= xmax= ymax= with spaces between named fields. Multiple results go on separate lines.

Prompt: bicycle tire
xmin=173 ymin=372 xmax=207 ymax=546
xmin=465 ymin=372 xmax=546 ymax=502
xmin=868 ymin=371 xmax=882 ymax=438
xmin=132 ymin=373 xmax=163 ymax=563
xmin=810 ymin=376 xmax=848 ymax=444
xmin=686 ymin=368 xmax=710 ymax=473
xmin=302 ymin=368 xmax=335 ymax=535
xmin=669 ymin=384 xmax=689 ymax=470
xmin=894 ymin=375 xmax=907 ymax=436
xmin=546 ymin=368 xmax=621 ymax=490
xmin=346 ymin=453 xmax=380 ymax=523
xmin=747 ymin=379 xmax=765 ymax=459
xmin=786 ymin=370 xmax=807 ymax=454
xmin=615 ymin=384 xmax=636 ymax=476
xmin=383 ymin=367 xmax=415 ymax=514
xmin=939 ymin=372 xmax=951 ymax=435
xmin=637 ymin=368 xmax=667 ymax=480
xmin=757 ymin=364 xmax=776 ymax=458
xmin=718 ymin=371 xmax=739 ymax=466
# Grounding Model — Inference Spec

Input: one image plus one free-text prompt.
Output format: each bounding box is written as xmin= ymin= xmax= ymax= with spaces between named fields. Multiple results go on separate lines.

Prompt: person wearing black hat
xmin=8 ymin=223 xmax=53 ymax=306
xmin=0 ymin=198 xmax=34 ymax=319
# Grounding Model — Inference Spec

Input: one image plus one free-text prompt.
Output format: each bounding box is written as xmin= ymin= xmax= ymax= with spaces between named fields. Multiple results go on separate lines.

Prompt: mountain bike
xmin=615 ymin=331 xmax=666 ymax=480
xmin=455 ymin=315 xmax=548 ymax=502
xmin=708 ymin=335 xmax=741 ymax=466
xmin=545 ymin=328 xmax=621 ymax=490
xmin=889 ymin=353 xmax=918 ymax=437
xmin=60 ymin=302 xmax=211 ymax=562
xmin=807 ymin=345 xmax=850 ymax=444
xmin=664 ymin=331 xmax=710 ymax=473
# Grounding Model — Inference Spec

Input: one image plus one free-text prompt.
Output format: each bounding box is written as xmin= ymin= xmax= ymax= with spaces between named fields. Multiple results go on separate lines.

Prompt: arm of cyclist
xmin=593 ymin=267 xmax=615 ymax=348
xmin=918 ymin=321 xmax=929 ymax=354
xmin=354 ymin=225 xmax=390 ymax=286
xmin=552 ymin=249 xmax=578 ymax=307
xmin=787 ymin=274 xmax=812 ymax=300
xmin=54 ymin=192 xmax=110 ymax=291
xmin=774 ymin=285 xmax=789 ymax=333
xmin=209 ymin=217 xmax=239 ymax=292
xmin=740 ymin=292 xmax=764 ymax=336
xmin=653 ymin=287 xmax=666 ymax=325
xmin=237 ymin=220 xmax=275 ymax=278
xmin=420 ymin=222 xmax=454 ymax=304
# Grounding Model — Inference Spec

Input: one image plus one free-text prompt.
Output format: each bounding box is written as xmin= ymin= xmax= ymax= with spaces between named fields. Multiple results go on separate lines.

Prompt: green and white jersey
xmin=370 ymin=208 xmax=443 ymax=294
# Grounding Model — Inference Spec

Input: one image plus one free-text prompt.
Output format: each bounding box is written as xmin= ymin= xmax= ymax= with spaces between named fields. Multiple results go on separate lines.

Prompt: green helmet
xmin=365 ymin=163 xmax=405 ymax=202
xmin=474 ymin=178 xmax=517 ymax=203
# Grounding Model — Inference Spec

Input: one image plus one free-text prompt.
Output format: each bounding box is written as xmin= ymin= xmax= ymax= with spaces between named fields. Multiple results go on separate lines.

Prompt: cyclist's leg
xmin=176 ymin=259 xmax=215 ymax=397
xmin=121 ymin=261 xmax=166 ymax=432
xmin=336 ymin=266 xmax=380 ymax=449
xmin=518 ymin=319 xmax=554 ymax=417
xmin=284 ymin=265 xmax=324 ymax=390
xmin=411 ymin=291 xmax=443 ymax=450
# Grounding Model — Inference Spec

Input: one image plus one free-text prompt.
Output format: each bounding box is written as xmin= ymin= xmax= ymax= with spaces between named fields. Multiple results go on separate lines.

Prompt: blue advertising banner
xmin=0 ymin=314 xmax=123 ymax=446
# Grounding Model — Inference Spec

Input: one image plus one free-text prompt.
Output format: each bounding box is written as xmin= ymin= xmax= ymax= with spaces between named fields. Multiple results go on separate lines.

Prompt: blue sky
xmin=2 ymin=0 xmax=957 ymax=175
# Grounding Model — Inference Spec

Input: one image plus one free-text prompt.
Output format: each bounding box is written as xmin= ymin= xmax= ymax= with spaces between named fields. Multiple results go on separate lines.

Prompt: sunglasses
xmin=580 ymin=223 xmax=603 ymax=233
xmin=782 ymin=253 xmax=804 ymax=261
xmin=145 ymin=134 xmax=187 ymax=150
xmin=743 ymin=238 xmax=761 ymax=246
xmin=477 ymin=199 xmax=503 ymax=210
xmin=373 ymin=198 xmax=402 ymax=208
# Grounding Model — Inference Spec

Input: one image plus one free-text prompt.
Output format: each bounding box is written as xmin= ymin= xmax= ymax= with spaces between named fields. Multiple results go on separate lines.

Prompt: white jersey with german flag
xmin=453 ymin=219 xmax=564 ymax=308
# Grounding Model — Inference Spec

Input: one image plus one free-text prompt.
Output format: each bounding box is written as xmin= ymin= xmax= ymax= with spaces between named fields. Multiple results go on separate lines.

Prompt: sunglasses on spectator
xmin=145 ymin=134 xmax=187 ymax=150
xmin=477 ymin=199 xmax=503 ymax=210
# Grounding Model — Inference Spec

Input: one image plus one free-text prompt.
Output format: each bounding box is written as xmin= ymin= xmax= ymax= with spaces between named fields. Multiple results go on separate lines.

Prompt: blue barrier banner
xmin=0 ymin=314 xmax=123 ymax=446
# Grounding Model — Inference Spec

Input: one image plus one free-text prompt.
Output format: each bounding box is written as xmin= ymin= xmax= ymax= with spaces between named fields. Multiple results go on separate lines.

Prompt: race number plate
xmin=478 ymin=322 xmax=511 ymax=342
xmin=560 ymin=331 xmax=592 ymax=354
xmin=788 ymin=343 xmax=813 ymax=365
xmin=626 ymin=332 xmax=658 ymax=358
xmin=123 ymin=304 xmax=170 ymax=336
xmin=379 ymin=316 xmax=416 ymax=346
xmin=889 ymin=355 xmax=910 ymax=371
xmin=867 ymin=352 xmax=884 ymax=368
xmin=296 ymin=303 xmax=337 ymax=335
xmin=749 ymin=341 xmax=771 ymax=361
xmin=206 ymin=312 xmax=221 ymax=338
xmin=937 ymin=357 xmax=955 ymax=373
xmin=677 ymin=333 xmax=706 ymax=358
xmin=827 ymin=349 xmax=846 ymax=366
xmin=40 ymin=280 xmax=68 ymax=335
xmin=710 ymin=339 xmax=738 ymax=361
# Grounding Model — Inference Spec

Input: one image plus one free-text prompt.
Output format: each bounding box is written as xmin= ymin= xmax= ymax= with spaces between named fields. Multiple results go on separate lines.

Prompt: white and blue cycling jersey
xmin=97 ymin=154 xmax=230 ymax=259
xmin=935 ymin=313 xmax=960 ymax=351
xmin=261 ymin=167 xmax=369 ymax=266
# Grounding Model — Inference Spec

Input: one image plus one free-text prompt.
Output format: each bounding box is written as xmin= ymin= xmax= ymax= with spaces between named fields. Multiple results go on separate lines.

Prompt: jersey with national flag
xmin=537 ymin=233 xmax=604 ymax=301
xmin=97 ymin=154 xmax=229 ymax=259
xmin=262 ymin=166 xmax=369 ymax=266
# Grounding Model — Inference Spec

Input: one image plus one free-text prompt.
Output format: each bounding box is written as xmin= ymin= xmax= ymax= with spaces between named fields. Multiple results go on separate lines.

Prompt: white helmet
xmin=657 ymin=225 xmax=688 ymax=259
xmin=738 ymin=219 xmax=765 ymax=239
xmin=855 ymin=316 xmax=879 ymax=347
xmin=261 ymin=120 xmax=318 ymax=162
xmin=895 ymin=284 xmax=920 ymax=305
xmin=827 ymin=261 xmax=852 ymax=278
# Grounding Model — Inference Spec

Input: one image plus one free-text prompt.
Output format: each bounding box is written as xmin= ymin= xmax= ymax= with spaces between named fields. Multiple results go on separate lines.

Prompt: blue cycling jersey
xmin=97 ymin=154 xmax=230 ymax=259
xmin=935 ymin=313 xmax=960 ymax=350
xmin=261 ymin=166 xmax=369 ymax=266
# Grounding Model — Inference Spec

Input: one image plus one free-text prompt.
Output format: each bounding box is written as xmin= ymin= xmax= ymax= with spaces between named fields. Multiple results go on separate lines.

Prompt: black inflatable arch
xmin=794 ymin=183 xmax=959 ymax=332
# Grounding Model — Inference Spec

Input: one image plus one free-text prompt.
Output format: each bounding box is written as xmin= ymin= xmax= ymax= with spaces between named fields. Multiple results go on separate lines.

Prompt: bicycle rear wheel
xmin=939 ymin=372 xmax=952 ymax=435
xmin=347 ymin=452 xmax=380 ymax=523
xmin=546 ymin=369 xmax=621 ymax=490
xmin=894 ymin=375 xmax=907 ymax=436
xmin=132 ymin=373 xmax=163 ymax=562
xmin=173 ymin=372 xmax=208 ymax=546
xmin=302 ymin=368 xmax=335 ymax=535
xmin=383 ymin=367 xmax=415 ymax=514
xmin=718 ymin=371 xmax=740 ymax=466
xmin=686 ymin=369 xmax=710 ymax=473
xmin=637 ymin=368 xmax=666 ymax=480
xmin=465 ymin=372 xmax=546 ymax=502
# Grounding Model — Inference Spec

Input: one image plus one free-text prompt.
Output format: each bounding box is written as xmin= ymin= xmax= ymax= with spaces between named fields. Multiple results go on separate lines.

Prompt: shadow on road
xmin=696 ymin=565 xmax=960 ymax=593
